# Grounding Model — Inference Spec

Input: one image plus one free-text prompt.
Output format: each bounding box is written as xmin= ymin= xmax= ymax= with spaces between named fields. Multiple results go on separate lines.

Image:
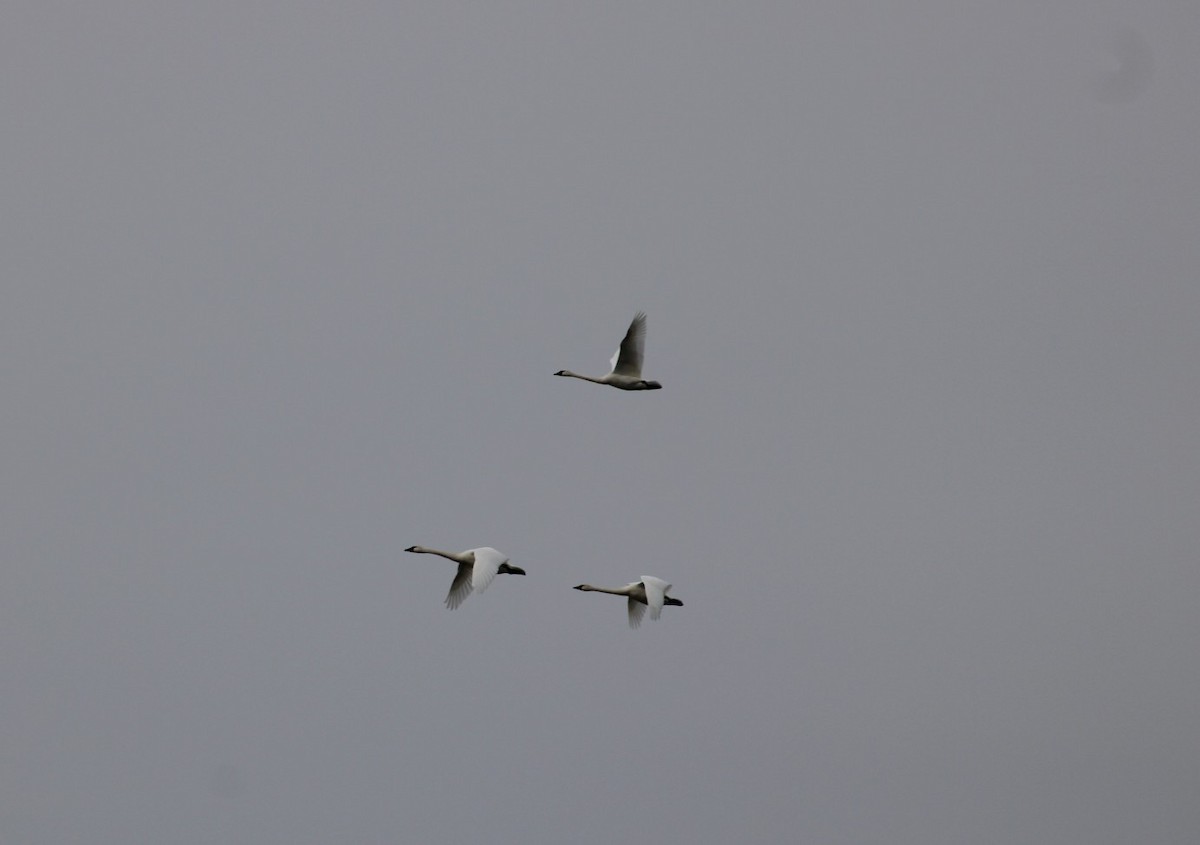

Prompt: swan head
xmin=499 ymin=563 xmax=526 ymax=576
xmin=572 ymin=584 xmax=589 ymax=591
xmin=404 ymin=545 xmax=421 ymax=553
xmin=553 ymin=370 xmax=573 ymax=377
xmin=664 ymin=596 xmax=683 ymax=606
xmin=637 ymin=380 xmax=663 ymax=390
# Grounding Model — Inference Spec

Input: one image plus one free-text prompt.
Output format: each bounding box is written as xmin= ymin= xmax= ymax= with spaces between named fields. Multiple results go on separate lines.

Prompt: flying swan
xmin=554 ymin=311 xmax=663 ymax=390
xmin=573 ymin=576 xmax=683 ymax=628
xmin=404 ymin=545 xmax=526 ymax=609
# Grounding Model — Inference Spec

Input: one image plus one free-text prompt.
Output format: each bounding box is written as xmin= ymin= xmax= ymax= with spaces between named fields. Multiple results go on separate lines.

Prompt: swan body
xmin=554 ymin=312 xmax=663 ymax=390
xmin=573 ymin=575 xmax=683 ymax=628
xmin=404 ymin=545 xmax=525 ymax=609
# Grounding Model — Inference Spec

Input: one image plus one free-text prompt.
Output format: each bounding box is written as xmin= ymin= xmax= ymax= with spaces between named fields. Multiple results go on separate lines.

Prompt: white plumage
xmin=554 ymin=312 xmax=663 ymax=391
xmin=573 ymin=575 xmax=684 ymax=628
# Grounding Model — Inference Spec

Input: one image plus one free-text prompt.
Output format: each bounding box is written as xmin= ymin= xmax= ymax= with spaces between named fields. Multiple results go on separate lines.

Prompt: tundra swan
xmin=554 ymin=312 xmax=663 ymax=390
xmin=404 ymin=545 xmax=525 ymax=609
xmin=572 ymin=576 xmax=682 ymax=628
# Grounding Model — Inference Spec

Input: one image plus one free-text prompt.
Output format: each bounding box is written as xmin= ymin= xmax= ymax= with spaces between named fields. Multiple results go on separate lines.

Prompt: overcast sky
xmin=3 ymin=3 xmax=1198 ymax=843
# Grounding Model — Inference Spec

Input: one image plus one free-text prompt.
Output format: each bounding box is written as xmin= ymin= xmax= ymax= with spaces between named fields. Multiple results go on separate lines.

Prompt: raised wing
xmin=468 ymin=547 xmax=508 ymax=594
xmin=609 ymin=312 xmax=647 ymax=377
xmin=640 ymin=576 xmax=671 ymax=621
xmin=627 ymin=596 xmax=648 ymax=629
xmin=445 ymin=561 xmax=473 ymax=610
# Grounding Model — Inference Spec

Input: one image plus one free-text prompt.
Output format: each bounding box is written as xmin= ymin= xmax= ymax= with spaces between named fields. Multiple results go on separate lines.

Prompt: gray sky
xmin=3 ymin=3 xmax=1198 ymax=843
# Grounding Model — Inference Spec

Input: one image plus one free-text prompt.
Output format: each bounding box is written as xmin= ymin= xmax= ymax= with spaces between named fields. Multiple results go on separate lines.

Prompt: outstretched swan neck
xmin=405 ymin=545 xmax=471 ymax=564
xmin=554 ymin=370 xmax=606 ymax=384
xmin=573 ymin=583 xmax=632 ymax=596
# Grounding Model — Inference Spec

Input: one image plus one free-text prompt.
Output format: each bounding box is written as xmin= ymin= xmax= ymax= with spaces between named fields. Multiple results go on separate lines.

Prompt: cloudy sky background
xmin=3 ymin=3 xmax=1198 ymax=843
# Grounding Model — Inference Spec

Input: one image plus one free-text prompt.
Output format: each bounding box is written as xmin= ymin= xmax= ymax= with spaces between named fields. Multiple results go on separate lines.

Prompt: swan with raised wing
xmin=554 ymin=312 xmax=663 ymax=390
xmin=573 ymin=576 xmax=682 ymax=628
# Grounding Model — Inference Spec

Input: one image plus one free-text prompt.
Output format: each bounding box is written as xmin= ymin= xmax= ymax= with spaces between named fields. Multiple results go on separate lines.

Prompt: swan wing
xmin=627 ymin=596 xmax=647 ymax=629
xmin=609 ymin=312 xmax=647 ymax=377
xmin=640 ymin=576 xmax=670 ymax=621
xmin=468 ymin=547 xmax=508 ymax=594
xmin=445 ymin=561 xmax=473 ymax=610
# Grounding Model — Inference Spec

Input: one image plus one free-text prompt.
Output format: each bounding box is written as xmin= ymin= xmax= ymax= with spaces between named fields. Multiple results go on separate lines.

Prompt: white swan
xmin=573 ymin=576 xmax=683 ymax=628
xmin=554 ymin=312 xmax=663 ymax=390
xmin=404 ymin=545 xmax=525 ymax=609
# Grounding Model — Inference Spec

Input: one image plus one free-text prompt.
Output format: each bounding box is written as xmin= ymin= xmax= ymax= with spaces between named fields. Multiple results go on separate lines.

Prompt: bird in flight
xmin=404 ymin=545 xmax=526 ymax=609
xmin=554 ymin=312 xmax=663 ymax=390
xmin=573 ymin=576 xmax=683 ymax=628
